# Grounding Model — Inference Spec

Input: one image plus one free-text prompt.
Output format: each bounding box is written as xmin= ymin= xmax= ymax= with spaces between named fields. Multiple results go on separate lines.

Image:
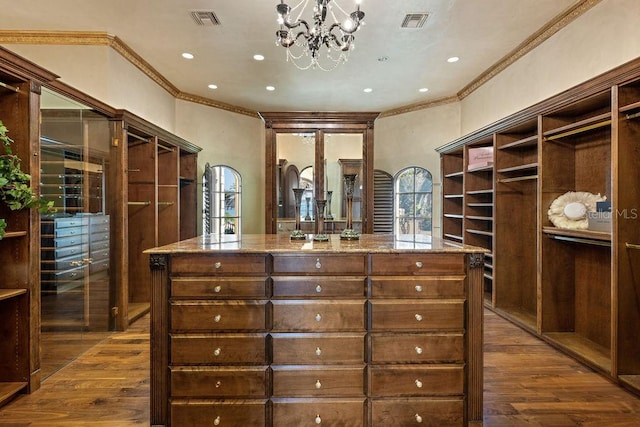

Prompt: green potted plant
xmin=0 ymin=119 xmax=54 ymax=238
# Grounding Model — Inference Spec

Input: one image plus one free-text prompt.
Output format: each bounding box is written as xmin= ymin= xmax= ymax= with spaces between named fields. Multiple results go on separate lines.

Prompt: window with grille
xmin=394 ymin=167 xmax=433 ymax=236
xmin=203 ymin=163 xmax=241 ymax=235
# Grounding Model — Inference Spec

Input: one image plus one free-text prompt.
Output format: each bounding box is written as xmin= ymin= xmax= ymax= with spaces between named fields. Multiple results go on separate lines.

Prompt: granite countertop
xmin=144 ymin=234 xmax=487 ymax=254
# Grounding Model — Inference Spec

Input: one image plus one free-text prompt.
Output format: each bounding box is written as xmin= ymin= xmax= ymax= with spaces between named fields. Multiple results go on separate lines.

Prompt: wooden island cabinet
xmin=146 ymin=234 xmax=485 ymax=426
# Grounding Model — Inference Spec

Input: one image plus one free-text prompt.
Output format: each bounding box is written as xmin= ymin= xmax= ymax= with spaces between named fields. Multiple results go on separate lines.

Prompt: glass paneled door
xmin=39 ymin=88 xmax=113 ymax=379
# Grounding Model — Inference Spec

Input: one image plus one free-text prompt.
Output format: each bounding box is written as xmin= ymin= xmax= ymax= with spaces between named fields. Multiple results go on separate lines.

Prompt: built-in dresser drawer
xmin=272 ymin=276 xmax=366 ymax=298
xmin=370 ymin=333 xmax=464 ymax=363
xmin=370 ymin=301 xmax=464 ymax=331
xmin=171 ymin=301 xmax=268 ymax=331
xmin=369 ymin=366 xmax=464 ymax=397
xmin=272 ymin=366 xmax=365 ymax=397
xmin=272 ymin=301 xmax=365 ymax=332
xmin=371 ymin=398 xmax=464 ymax=426
xmin=171 ymin=277 xmax=268 ymax=298
xmin=171 ymin=400 xmax=267 ymax=427
xmin=272 ymin=254 xmax=366 ymax=275
xmin=170 ymin=366 xmax=268 ymax=398
xmin=171 ymin=254 xmax=267 ymax=275
xmin=370 ymin=253 xmax=465 ymax=275
xmin=171 ymin=333 xmax=268 ymax=364
xmin=272 ymin=398 xmax=365 ymax=426
xmin=371 ymin=276 xmax=465 ymax=298
xmin=272 ymin=333 xmax=365 ymax=364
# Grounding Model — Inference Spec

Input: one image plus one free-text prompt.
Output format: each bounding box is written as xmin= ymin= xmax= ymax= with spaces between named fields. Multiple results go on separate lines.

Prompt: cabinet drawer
xmin=171 ymin=254 xmax=267 ymax=275
xmin=369 ymin=366 xmax=464 ymax=396
xmin=89 ymin=258 xmax=109 ymax=275
xmin=55 ymin=217 xmax=89 ymax=229
xmin=370 ymin=253 xmax=465 ymax=275
xmin=370 ymin=333 xmax=464 ymax=363
xmin=54 ymin=243 xmax=89 ymax=259
xmin=171 ymin=277 xmax=268 ymax=298
xmin=171 ymin=333 xmax=268 ymax=364
xmin=272 ymin=301 xmax=365 ymax=332
xmin=371 ymin=276 xmax=465 ymax=298
xmin=370 ymin=301 xmax=464 ymax=331
xmin=171 ymin=366 xmax=268 ymax=398
xmin=272 ymin=254 xmax=366 ymax=275
xmin=371 ymin=398 xmax=464 ymax=426
xmin=54 ymin=226 xmax=87 ymax=238
xmin=272 ymin=398 xmax=365 ymax=426
xmin=272 ymin=333 xmax=365 ymax=364
xmin=272 ymin=366 xmax=365 ymax=397
xmin=89 ymin=222 xmax=110 ymax=235
xmin=54 ymin=235 xmax=87 ymax=248
xmin=171 ymin=400 xmax=267 ymax=427
xmin=272 ymin=276 xmax=366 ymax=298
xmin=171 ymin=301 xmax=268 ymax=331
xmin=89 ymin=231 xmax=109 ymax=243
xmin=90 ymin=238 xmax=110 ymax=252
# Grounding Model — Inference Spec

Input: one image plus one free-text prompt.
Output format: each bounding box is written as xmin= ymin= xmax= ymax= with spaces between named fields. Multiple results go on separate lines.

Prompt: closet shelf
xmin=467 ymin=164 xmax=493 ymax=173
xmin=466 ymin=189 xmax=494 ymax=195
xmin=467 ymin=229 xmax=493 ymax=237
xmin=466 ymin=215 xmax=493 ymax=221
xmin=444 ymin=194 xmax=464 ymax=199
xmin=542 ymin=226 xmax=611 ymax=242
xmin=498 ymin=134 xmax=538 ymax=150
xmin=444 ymin=170 xmax=464 ymax=178
xmin=444 ymin=214 xmax=464 ymax=219
xmin=543 ymin=112 xmax=611 ymax=141
xmin=497 ymin=163 xmax=538 ymax=174
xmin=0 ymin=289 xmax=27 ymax=301
xmin=443 ymin=233 xmax=463 ymax=242
xmin=619 ymin=100 xmax=640 ymax=114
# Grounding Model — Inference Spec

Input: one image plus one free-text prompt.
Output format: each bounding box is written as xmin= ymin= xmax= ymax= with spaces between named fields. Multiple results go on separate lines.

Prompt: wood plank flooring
xmin=0 ymin=310 xmax=638 ymax=426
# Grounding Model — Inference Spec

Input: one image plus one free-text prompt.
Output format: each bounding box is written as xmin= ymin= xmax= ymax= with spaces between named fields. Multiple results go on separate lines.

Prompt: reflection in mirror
xmin=277 ymin=133 xmax=315 ymax=220
xmin=325 ymin=134 xmax=362 ymax=233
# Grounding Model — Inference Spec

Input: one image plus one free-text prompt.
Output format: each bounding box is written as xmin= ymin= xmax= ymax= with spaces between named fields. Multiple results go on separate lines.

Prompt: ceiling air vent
xmin=190 ymin=10 xmax=221 ymax=26
xmin=401 ymin=13 xmax=429 ymax=28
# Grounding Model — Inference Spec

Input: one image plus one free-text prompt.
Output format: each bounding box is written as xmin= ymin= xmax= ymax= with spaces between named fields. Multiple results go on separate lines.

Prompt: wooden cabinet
xmin=437 ymin=56 xmax=640 ymax=397
xmin=147 ymin=234 xmax=484 ymax=426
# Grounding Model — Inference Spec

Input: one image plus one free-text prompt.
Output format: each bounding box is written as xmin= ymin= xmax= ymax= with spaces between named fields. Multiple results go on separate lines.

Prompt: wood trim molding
xmin=379 ymin=96 xmax=459 ymax=119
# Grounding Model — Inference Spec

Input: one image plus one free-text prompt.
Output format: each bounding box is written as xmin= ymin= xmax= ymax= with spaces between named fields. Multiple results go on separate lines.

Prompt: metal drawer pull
xmin=315 ymin=347 xmax=322 ymax=356
xmin=315 ymin=415 xmax=322 ymax=424
xmin=415 ymin=285 xmax=423 ymax=292
xmin=315 ymin=258 xmax=322 ymax=269
xmin=415 ymin=413 xmax=423 ymax=423
xmin=215 ymin=262 xmax=222 ymax=269
xmin=415 ymin=261 xmax=423 ymax=268
xmin=315 ymin=380 xmax=322 ymax=389
xmin=415 ymin=314 xmax=423 ymax=321
xmin=215 ymin=381 xmax=222 ymax=388
xmin=415 ymin=346 xmax=423 ymax=355
xmin=214 ymin=285 xmax=222 ymax=293
xmin=70 ymin=260 xmax=82 ymax=267
xmin=213 ymin=348 xmax=221 ymax=357
xmin=315 ymin=313 xmax=322 ymax=322
xmin=213 ymin=416 xmax=221 ymax=425
xmin=315 ymin=284 xmax=322 ymax=293
xmin=415 ymin=379 xmax=423 ymax=388
xmin=214 ymin=314 xmax=222 ymax=322
xmin=627 ymin=242 xmax=640 ymax=250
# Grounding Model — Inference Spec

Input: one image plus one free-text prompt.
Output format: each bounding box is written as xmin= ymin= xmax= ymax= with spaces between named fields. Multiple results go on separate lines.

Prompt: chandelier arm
xmin=283 ymin=18 xmax=310 ymax=33
xmin=328 ymin=21 xmax=359 ymax=35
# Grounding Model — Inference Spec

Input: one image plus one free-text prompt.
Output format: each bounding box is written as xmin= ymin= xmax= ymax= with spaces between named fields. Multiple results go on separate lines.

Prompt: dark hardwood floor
xmin=0 ymin=310 xmax=639 ymax=426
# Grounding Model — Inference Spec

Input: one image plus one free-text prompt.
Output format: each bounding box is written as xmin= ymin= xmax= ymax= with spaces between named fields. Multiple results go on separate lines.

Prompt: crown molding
xmin=378 ymin=96 xmax=459 ymax=119
xmin=177 ymin=92 xmax=258 ymax=118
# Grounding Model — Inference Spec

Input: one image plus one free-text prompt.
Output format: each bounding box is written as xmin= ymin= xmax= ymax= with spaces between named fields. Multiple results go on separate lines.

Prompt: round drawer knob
xmin=415 ymin=379 xmax=423 ymax=388
xmin=315 ymin=347 xmax=322 ymax=356
xmin=315 ymin=285 xmax=322 ymax=293
xmin=213 ymin=347 xmax=221 ymax=357
xmin=315 ymin=380 xmax=322 ymax=389
xmin=415 ymin=314 xmax=423 ymax=322
xmin=415 ymin=285 xmax=423 ymax=293
xmin=215 ymin=262 xmax=222 ymax=269
xmin=415 ymin=261 xmax=423 ymax=268
xmin=214 ymin=285 xmax=222 ymax=293
xmin=415 ymin=346 xmax=423 ymax=355
xmin=214 ymin=314 xmax=222 ymax=323
xmin=214 ymin=416 xmax=221 ymax=425
xmin=215 ymin=381 xmax=222 ymax=388
xmin=315 ymin=313 xmax=322 ymax=322
xmin=315 ymin=258 xmax=322 ymax=269
xmin=415 ymin=413 xmax=423 ymax=423
xmin=315 ymin=415 xmax=322 ymax=424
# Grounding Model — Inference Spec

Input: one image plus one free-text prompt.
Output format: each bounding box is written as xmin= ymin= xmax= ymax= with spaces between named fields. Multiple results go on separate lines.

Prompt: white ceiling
xmin=2 ymin=0 xmax=584 ymax=114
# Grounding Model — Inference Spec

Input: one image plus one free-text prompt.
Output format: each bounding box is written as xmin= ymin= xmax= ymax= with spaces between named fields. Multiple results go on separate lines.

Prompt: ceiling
xmin=1 ymin=0 xmax=588 ymax=114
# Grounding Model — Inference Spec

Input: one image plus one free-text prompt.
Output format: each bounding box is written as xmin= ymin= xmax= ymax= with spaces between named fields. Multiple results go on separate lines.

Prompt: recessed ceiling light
xmin=266 ymin=86 xmax=275 ymax=91
xmin=182 ymin=52 xmax=194 ymax=59
xmin=419 ymin=87 xmax=429 ymax=93
xmin=447 ymin=56 xmax=459 ymax=63
xmin=363 ymin=88 xmax=373 ymax=93
xmin=253 ymin=54 xmax=265 ymax=61
xmin=208 ymin=84 xmax=218 ymax=90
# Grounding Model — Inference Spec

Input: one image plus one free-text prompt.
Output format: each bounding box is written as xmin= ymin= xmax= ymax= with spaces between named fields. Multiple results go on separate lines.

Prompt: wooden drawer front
xmin=171 ymin=400 xmax=267 ymax=427
xmin=171 ymin=254 xmax=267 ymax=275
xmin=369 ymin=366 xmax=464 ymax=397
xmin=273 ymin=398 xmax=365 ymax=426
xmin=370 ymin=301 xmax=464 ymax=331
xmin=171 ymin=277 xmax=268 ymax=298
xmin=370 ymin=253 xmax=465 ymax=275
xmin=370 ymin=333 xmax=464 ymax=363
xmin=272 ymin=366 xmax=365 ymax=397
xmin=371 ymin=399 xmax=464 ymax=426
xmin=171 ymin=366 xmax=268 ymax=398
xmin=272 ymin=276 xmax=366 ymax=298
xmin=371 ymin=276 xmax=465 ymax=298
xmin=272 ymin=254 xmax=366 ymax=275
xmin=272 ymin=301 xmax=365 ymax=332
xmin=171 ymin=333 xmax=267 ymax=364
xmin=272 ymin=333 xmax=365 ymax=364
xmin=171 ymin=301 xmax=267 ymax=331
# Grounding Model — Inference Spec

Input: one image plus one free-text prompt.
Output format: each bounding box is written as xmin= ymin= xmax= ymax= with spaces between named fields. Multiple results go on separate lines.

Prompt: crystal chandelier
xmin=275 ymin=0 xmax=365 ymax=71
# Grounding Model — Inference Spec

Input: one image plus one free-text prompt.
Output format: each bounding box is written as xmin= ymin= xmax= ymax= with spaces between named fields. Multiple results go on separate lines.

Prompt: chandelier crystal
xmin=275 ymin=0 xmax=365 ymax=71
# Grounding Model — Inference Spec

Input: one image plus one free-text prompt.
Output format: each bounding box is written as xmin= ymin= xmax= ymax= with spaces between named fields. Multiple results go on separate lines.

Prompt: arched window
xmin=394 ymin=167 xmax=433 ymax=236
xmin=203 ymin=164 xmax=241 ymax=235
